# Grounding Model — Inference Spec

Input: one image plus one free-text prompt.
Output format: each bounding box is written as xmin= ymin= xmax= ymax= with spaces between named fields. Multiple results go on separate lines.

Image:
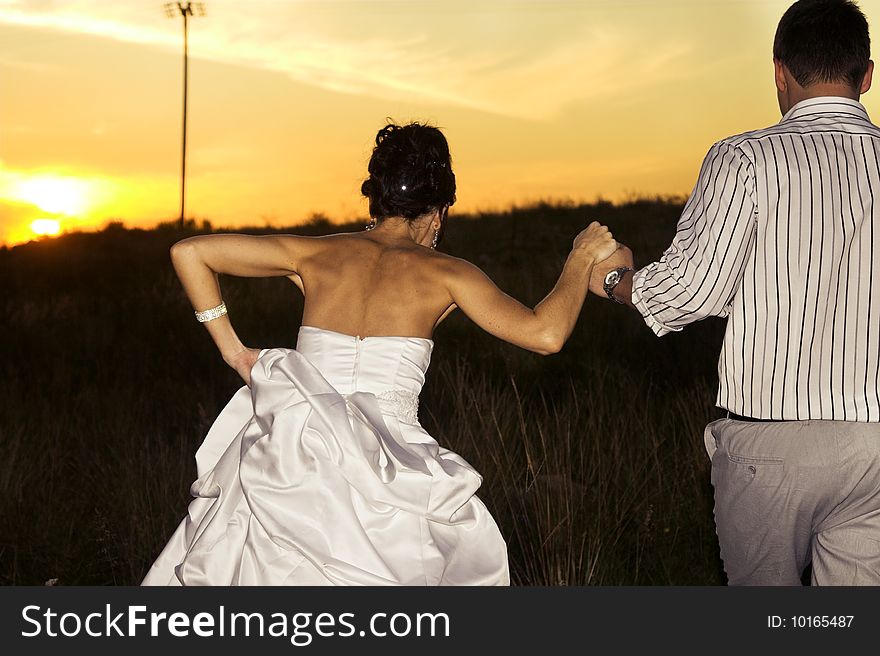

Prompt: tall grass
xmin=0 ymin=201 xmax=726 ymax=585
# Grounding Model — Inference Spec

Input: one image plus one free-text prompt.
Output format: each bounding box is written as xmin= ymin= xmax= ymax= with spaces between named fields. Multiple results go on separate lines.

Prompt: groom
xmin=592 ymin=0 xmax=880 ymax=585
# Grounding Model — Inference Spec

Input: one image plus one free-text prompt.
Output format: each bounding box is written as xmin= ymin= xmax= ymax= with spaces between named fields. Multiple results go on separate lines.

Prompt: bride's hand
xmin=572 ymin=221 xmax=618 ymax=264
xmin=224 ymin=347 xmax=263 ymax=386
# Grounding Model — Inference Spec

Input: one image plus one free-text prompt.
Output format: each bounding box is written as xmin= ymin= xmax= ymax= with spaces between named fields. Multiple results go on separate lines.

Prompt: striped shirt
xmin=632 ymin=96 xmax=880 ymax=422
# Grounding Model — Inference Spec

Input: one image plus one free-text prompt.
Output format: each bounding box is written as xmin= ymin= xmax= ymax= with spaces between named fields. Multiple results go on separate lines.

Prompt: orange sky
xmin=2 ymin=0 xmax=880 ymax=245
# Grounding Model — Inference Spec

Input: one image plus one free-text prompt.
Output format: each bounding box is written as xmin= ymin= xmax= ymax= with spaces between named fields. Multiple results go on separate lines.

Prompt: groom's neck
xmin=790 ymin=82 xmax=861 ymax=104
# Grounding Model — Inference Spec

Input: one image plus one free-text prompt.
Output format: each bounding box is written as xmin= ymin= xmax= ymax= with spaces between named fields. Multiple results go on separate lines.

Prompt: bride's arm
xmin=443 ymin=222 xmax=616 ymax=355
xmin=169 ymin=233 xmax=306 ymax=365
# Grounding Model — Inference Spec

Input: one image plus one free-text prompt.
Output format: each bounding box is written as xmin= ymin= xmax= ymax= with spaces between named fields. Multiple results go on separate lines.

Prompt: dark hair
xmin=773 ymin=0 xmax=871 ymax=88
xmin=360 ymin=122 xmax=456 ymax=221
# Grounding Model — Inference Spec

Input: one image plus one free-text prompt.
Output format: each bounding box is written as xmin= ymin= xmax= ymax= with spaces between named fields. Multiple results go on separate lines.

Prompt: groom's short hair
xmin=773 ymin=0 xmax=871 ymax=88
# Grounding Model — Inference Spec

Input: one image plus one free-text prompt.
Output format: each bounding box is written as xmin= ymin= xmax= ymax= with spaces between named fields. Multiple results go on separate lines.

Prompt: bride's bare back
xmin=293 ymin=231 xmax=455 ymax=339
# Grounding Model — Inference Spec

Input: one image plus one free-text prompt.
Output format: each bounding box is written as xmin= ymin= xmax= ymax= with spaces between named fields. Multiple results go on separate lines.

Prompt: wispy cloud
xmin=0 ymin=0 xmax=700 ymax=120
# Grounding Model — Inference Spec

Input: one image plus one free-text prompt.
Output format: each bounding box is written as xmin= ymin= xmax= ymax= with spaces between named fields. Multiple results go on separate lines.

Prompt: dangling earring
xmin=431 ymin=206 xmax=446 ymax=249
xmin=365 ymin=217 xmax=377 ymax=231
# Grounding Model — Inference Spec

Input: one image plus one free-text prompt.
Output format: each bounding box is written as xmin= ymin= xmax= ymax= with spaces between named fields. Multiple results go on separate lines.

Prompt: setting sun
xmin=0 ymin=169 xmax=116 ymax=244
xmin=30 ymin=218 xmax=62 ymax=237
xmin=12 ymin=175 xmax=92 ymax=216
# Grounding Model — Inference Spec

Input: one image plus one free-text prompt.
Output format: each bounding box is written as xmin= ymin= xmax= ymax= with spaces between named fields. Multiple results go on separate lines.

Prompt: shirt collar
xmin=781 ymin=96 xmax=870 ymax=122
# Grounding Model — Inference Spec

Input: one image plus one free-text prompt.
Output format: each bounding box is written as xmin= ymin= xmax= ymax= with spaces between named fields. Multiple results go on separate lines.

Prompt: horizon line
xmin=1 ymin=194 xmax=690 ymax=249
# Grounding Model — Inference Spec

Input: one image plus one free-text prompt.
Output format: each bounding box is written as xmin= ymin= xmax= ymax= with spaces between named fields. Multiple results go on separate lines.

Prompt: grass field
xmin=0 ymin=199 xmax=729 ymax=585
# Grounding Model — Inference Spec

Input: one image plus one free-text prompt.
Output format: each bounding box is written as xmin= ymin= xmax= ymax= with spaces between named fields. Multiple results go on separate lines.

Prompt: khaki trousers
xmin=704 ymin=418 xmax=880 ymax=585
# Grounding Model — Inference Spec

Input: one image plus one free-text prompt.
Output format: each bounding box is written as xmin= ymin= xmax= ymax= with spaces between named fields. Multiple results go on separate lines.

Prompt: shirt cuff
xmin=631 ymin=265 xmax=683 ymax=337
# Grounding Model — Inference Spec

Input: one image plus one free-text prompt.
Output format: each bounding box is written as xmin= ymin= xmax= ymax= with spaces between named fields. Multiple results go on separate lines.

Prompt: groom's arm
xmin=594 ymin=139 xmax=758 ymax=335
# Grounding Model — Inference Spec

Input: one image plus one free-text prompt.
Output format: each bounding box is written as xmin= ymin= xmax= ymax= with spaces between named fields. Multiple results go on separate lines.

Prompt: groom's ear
xmin=773 ymin=59 xmax=788 ymax=93
xmin=859 ymin=60 xmax=874 ymax=95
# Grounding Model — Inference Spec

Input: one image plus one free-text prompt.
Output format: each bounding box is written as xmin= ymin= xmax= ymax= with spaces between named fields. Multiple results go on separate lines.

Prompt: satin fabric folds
xmin=142 ymin=327 xmax=510 ymax=586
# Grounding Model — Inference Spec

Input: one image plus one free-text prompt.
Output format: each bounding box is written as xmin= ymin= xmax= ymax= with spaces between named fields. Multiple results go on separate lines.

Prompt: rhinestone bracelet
xmin=195 ymin=302 xmax=227 ymax=323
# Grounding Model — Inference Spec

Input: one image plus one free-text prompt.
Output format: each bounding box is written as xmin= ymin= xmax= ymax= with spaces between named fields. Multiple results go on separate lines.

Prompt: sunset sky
xmin=2 ymin=0 xmax=880 ymax=245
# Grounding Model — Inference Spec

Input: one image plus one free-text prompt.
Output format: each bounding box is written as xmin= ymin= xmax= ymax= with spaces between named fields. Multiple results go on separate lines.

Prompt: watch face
xmin=604 ymin=270 xmax=621 ymax=286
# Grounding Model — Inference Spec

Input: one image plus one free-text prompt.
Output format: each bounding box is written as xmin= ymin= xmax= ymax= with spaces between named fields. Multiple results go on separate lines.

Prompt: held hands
xmin=224 ymin=347 xmax=264 ymax=386
xmin=588 ymin=243 xmax=634 ymax=297
xmin=572 ymin=222 xmax=618 ymax=264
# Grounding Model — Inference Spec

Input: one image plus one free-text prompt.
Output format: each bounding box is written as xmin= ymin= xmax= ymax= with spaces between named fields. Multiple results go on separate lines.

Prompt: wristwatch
xmin=603 ymin=267 xmax=633 ymax=304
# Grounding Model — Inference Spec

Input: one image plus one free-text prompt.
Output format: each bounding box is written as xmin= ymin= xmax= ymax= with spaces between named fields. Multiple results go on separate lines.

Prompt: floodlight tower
xmin=164 ymin=2 xmax=206 ymax=227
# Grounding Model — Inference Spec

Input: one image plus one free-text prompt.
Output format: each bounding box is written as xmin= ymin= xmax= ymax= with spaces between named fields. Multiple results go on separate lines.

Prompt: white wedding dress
xmin=142 ymin=326 xmax=510 ymax=586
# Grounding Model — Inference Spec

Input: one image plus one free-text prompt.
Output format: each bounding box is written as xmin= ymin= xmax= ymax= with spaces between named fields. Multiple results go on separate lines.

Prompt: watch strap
xmin=603 ymin=267 xmax=633 ymax=304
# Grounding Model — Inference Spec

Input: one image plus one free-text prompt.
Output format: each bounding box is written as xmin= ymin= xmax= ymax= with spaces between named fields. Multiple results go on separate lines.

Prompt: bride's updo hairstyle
xmin=361 ymin=122 xmax=456 ymax=221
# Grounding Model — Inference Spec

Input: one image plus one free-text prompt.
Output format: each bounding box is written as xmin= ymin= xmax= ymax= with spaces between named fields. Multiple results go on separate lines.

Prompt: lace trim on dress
xmin=375 ymin=390 xmax=420 ymax=424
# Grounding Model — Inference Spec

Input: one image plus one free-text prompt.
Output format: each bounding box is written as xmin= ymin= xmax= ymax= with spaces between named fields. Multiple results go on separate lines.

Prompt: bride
xmin=142 ymin=122 xmax=617 ymax=586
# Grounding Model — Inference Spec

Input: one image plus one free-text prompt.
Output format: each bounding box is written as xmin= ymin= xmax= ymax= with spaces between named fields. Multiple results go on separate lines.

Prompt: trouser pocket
xmin=703 ymin=418 xmax=728 ymax=461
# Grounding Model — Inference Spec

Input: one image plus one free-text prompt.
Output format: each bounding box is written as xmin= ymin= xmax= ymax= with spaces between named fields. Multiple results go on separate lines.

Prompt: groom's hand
xmin=589 ymin=244 xmax=634 ymax=297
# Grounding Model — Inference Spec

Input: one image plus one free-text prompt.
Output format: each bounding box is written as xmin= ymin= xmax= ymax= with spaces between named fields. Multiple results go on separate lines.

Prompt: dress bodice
xmin=295 ymin=326 xmax=434 ymax=397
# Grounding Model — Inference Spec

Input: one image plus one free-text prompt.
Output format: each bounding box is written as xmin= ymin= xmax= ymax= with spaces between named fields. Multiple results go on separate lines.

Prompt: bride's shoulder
xmin=272 ymin=231 xmax=357 ymax=252
xmin=278 ymin=231 xmax=388 ymax=266
xmin=425 ymin=250 xmax=484 ymax=279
